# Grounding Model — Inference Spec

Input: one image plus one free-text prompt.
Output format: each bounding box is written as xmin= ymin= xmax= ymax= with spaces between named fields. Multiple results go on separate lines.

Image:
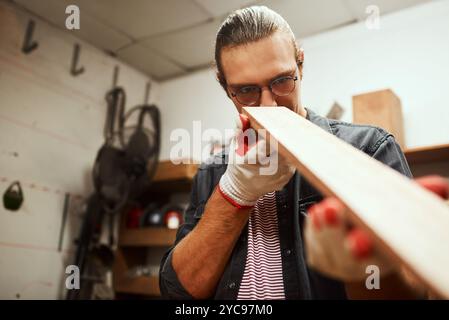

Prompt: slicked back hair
xmin=214 ymin=6 xmax=302 ymax=93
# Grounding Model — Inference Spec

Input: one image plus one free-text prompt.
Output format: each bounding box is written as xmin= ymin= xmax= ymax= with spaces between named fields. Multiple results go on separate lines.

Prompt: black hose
xmin=104 ymin=87 xmax=126 ymax=146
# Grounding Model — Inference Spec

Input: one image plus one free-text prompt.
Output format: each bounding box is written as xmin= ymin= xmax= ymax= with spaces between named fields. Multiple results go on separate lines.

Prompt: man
xmin=159 ymin=6 xmax=448 ymax=299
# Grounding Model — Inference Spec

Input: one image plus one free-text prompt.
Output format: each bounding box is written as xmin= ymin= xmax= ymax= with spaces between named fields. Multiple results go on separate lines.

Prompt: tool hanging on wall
xmin=57 ymin=193 xmax=70 ymax=251
xmin=93 ymin=87 xmax=161 ymax=214
xmin=144 ymin=81 xmax=151 ymax=104
xmin=22 ymin=20 xmax=38 ymax=54
xmin=68 ymin=81 xmax=161 ymax=299
xmin=66 ymin=193 xmax=104 ymax=300
xmin=3 ymin=181 xmax=24 ymax=211
xmin=71 ymin=43 xmax=85 ymax=76
xmin=112 ymin=65 xmax=119 ymax=88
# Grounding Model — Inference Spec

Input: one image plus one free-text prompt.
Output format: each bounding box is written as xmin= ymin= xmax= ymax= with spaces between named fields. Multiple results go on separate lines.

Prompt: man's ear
xmin=298 ymin=47 xmax=304 ymax=61
xmin=297 ymin=47 xmax=304 ymax=80
xmin=215 ymin=71 xmax=231 ymax=98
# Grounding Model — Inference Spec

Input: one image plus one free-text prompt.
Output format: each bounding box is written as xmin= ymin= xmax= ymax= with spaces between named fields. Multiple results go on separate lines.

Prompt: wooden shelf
xmin=147 ymin=160 xmax=198 ymax=194
xmin=152 ymin=160 xmax=198 ymax=182
xmin=115 ymin=275 xmax=160 ymax=296
xmin=113 ymin=247 xmax=162 ymax=297
xmin=404 ymin=143 xmax=449 ymax=165
xmin=114 ymin=160 xmax=195 ymax=298
xmin=119 ymin=227 xmax=177 ymax=247
xmin=147 ymin=178 xmax=194 ymax=194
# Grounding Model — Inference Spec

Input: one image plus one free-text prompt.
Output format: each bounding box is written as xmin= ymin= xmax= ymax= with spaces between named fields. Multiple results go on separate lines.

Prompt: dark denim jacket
xmin=159 ymin=108 xmax=412 ymax=300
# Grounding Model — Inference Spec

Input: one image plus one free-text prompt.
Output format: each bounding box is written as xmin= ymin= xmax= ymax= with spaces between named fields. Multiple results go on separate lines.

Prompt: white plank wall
xmin=0 ymin=1 xmax=159 ymax=299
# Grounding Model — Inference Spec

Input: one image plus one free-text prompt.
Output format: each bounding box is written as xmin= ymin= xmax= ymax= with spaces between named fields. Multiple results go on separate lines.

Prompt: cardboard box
xmin=353 ymin=89 xmax=405 ymax=148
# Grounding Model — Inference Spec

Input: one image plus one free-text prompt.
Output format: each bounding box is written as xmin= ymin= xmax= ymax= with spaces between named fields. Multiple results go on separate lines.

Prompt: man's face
xmin=220 ymin=31 xmax=303 ymax=115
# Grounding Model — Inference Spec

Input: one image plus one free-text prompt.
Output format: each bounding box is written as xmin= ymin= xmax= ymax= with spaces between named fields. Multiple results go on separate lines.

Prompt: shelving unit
xmin=114 ymin=248 xmax=161 ymax=296
xmin=404 ymin=143 xmax=449 ymax=165
xmin=404 ymin=143 xmax=449 ymax=178
xmin=113 ymin=160 xmax=198 ymax=298
xmin=152 ymin=160 xmax=198 ymax=182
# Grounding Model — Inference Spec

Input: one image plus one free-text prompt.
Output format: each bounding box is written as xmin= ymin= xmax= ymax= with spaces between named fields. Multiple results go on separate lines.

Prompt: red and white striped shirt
xmin=237 ymin=191 xmax=285 ymax=299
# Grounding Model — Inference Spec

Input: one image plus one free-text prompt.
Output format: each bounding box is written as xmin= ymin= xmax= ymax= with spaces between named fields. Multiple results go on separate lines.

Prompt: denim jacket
xmin=159 ymin=107 xmax=412 ymax=299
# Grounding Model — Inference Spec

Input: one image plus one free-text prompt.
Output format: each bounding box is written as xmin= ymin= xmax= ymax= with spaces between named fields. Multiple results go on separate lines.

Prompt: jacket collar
xmin=305 ymin=107 xmax=333 ymax=134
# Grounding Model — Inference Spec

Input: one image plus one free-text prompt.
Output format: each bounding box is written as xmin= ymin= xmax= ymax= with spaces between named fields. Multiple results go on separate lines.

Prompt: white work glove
xmin=304 ymin=175 xmax=449 ymax=283
xmin=218 ymin=114 xmax=295 ymax=208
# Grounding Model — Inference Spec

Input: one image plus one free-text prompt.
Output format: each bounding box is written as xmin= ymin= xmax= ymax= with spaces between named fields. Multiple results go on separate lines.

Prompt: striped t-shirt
xmin=237 ymin=191 xmax=285 ymax=299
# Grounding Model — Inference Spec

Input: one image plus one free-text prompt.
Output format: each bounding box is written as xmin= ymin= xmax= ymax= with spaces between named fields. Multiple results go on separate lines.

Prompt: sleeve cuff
xmin=159 ymin=249 xmax=195 ymax=299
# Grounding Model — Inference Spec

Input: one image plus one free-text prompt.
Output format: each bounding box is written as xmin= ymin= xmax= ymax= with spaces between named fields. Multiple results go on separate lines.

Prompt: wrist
xmin=218 ymin=173 xmax=256 ymax=209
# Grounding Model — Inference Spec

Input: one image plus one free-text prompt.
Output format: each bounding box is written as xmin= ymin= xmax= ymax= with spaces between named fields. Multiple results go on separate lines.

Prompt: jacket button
xmin=228 ymin=282 xmax=236 ymax=289
xmin=285 ymin=249 xmax=292 ymax=257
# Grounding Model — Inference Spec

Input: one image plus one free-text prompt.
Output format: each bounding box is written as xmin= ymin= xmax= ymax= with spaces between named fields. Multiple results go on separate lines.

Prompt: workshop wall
xmin=0 ymin=1 xmax=158 ymax=299
xmin=158 ymin=69 xmax=235 ymax=164
xmin=158 ymin=0 xmax=449 ymax=161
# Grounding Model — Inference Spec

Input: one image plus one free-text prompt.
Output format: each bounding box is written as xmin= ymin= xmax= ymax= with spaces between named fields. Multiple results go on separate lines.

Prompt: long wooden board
xmin=243 ymin=106 xmax=449 ymax=298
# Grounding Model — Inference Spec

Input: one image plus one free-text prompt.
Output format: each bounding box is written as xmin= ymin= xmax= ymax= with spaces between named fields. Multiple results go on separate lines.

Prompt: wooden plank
xmin=243 ymin=106 xmax=449 ymax=298
xmin=119 ymin=227 xmax=177 ymax=247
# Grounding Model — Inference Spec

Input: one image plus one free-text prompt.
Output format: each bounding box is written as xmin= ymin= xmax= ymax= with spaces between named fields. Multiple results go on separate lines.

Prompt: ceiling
xmin=14 ymin=0 xmax=431 ymax=81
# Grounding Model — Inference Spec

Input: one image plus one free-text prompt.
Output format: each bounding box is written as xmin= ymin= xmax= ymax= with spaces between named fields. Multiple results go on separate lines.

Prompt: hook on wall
xmin=71 ymin=43 xmax=85 ymax=76
xmin=112 ymin=65 xmax=119 ymax=88
xmin=144 ymin=82 xmax=151 ymax=104
xmin=22 ymin=20 xmax=38 ymax=54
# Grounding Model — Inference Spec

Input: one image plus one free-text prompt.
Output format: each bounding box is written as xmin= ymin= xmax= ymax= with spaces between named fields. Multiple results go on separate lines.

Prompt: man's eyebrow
xmin=228 ymin=68 xmax=296 ymax=88
xmin=268 ymin=69 xmax=296 ymax=83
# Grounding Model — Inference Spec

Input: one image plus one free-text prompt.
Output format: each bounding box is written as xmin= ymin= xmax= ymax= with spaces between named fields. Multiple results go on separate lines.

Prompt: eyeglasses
xmin=230 ymin=75 xmax=298 ymax=106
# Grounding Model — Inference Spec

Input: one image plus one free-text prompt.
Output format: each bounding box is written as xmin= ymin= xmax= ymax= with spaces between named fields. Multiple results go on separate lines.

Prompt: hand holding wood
xmin=304 ymin=175 xmax=449 ymax=283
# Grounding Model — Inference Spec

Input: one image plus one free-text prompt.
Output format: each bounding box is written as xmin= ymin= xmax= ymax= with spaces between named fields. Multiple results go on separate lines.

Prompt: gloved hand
xmin=218 ymin=114 xmax=295 ymax=208
xmin=304 ymin=175 xmax=449 ymax=282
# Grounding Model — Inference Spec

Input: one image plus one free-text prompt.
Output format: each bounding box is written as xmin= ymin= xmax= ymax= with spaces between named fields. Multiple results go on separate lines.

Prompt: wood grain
xmin=243 ymin=106 xmax=449 ymax=298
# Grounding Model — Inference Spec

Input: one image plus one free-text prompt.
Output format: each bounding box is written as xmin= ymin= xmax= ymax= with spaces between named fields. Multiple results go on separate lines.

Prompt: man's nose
xmin=259 ymin=87 xmax=277 ymax=106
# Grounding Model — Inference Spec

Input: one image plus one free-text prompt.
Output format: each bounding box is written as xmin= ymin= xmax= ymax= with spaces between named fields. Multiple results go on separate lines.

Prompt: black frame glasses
xmin=230 ymin=75 xmax=298 ymax=106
